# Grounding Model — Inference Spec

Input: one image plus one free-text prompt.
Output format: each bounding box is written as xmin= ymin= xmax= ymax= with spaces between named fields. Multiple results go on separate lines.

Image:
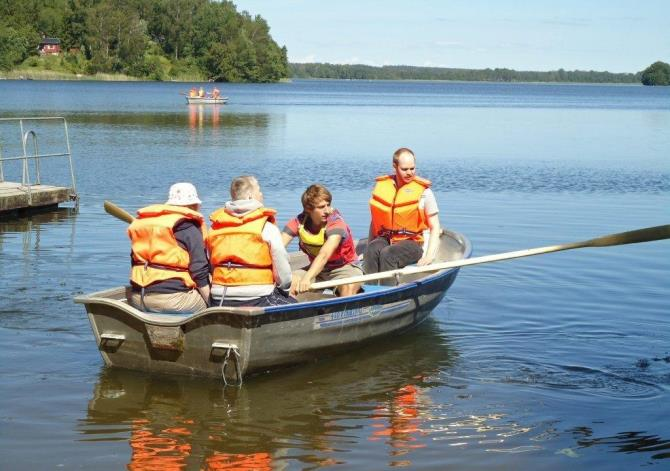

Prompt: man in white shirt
xmin=364 ymin=147 xmax=441 ymax=274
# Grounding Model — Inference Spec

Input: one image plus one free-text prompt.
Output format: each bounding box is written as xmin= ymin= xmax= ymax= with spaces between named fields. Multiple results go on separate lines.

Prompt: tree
xmin=640 ymin=61 xmax=670 ymax=86
xmin=0 ymin=24 xmax=38 ymax=70
xmin=149 ymin=0 xmax=202 ymax=60
xmin=64 ymin=0 xmax=91 ymax=54
xmin=0 ymin=0 xmax=289 ymax=82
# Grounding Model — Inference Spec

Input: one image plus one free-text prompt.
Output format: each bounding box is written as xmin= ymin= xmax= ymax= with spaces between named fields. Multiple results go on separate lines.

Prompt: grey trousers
xmin=363 ymin=237 xmax=423 ymax=274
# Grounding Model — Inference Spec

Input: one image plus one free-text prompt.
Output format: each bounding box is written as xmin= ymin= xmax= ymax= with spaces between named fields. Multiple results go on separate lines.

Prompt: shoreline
xmin=0 ymin=71 xmax=644 ymax=87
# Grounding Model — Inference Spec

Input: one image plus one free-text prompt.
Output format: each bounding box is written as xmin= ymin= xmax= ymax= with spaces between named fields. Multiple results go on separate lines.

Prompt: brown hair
xmin=392 ymin=147 xmax=415 ymax=165
xmin=301 ymin=184 xmax=332 ymax=210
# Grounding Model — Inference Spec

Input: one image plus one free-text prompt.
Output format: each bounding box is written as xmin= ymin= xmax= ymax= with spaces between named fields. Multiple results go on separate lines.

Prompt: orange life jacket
xmin=127 ymin=204 xmax=206 ymax=288
xmin=369 ymin=175 xmax=431 ymax=244
xmin=207 ymin=207 xmax=277 ymax=286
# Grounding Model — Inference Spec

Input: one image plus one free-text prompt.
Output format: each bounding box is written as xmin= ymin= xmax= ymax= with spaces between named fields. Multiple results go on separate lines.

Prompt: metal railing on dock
xmin=0 ymin=117 xmax=78 ymax=213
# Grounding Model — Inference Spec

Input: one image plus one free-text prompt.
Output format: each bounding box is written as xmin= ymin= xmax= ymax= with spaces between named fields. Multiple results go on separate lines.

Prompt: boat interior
xmin=76 ymin=231 xmax=470 ymax=321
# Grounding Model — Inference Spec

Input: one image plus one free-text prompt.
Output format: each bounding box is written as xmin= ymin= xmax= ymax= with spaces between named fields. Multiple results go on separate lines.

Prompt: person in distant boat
xmin=364 ymin=147 xmax=441 ymax=275
xmin=207 ymin=175 xmax=295 ymax=307
xmin=198 ymin=86 xmax=205 ymax=97
xmin=212 ymin=87 xmax=220 ymax=98
xmin=189 ymin=87 xmax=197 ymax=97
xmin=281 ymin=184 xmax=363 ymax=297
xmin=126 ymin=182 xmax=210 ymax=313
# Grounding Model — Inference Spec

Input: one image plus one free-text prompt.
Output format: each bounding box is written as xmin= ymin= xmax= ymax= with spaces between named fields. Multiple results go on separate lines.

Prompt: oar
xmin=103 ymin=200 xmax=135 ymax=224
xmin=310 ymin=224 xmax=670 ymax=291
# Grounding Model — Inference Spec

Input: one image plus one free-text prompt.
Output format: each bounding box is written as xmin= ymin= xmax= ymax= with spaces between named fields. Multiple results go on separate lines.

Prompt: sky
xmin=233 ymin=0 xmax=669 ymax=73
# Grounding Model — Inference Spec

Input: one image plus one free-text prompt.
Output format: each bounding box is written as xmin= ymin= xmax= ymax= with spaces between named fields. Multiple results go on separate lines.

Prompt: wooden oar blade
xmin=586 ymin=224 xmax=670 ymax=248
xmin=104 ymin=200 xmax=135 ymax=224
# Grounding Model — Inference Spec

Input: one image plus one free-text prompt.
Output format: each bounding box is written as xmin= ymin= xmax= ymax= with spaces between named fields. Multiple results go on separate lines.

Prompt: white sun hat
xmin=166 ymin=182 xmax=202 ymax=206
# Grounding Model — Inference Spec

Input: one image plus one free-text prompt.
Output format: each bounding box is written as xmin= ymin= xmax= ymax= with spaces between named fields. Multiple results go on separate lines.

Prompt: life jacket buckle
xmin=378 ymin=227 xmax=418 ymax=239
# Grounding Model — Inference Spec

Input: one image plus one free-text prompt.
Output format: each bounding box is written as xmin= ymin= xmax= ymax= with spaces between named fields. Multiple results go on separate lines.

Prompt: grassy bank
xmin=0 ymin=53 xmax=207 ymax=82
xmin=0 ymin=69 xmax=140 ymax=81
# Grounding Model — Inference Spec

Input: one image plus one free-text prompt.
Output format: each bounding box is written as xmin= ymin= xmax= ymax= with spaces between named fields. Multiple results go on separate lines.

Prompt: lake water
xmin=1 ymin=79 xmax=669 ymax=469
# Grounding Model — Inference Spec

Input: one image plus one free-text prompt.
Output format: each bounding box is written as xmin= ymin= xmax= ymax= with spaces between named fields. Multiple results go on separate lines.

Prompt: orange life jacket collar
xmin=209 ymin=207 xmax=276 ymax=228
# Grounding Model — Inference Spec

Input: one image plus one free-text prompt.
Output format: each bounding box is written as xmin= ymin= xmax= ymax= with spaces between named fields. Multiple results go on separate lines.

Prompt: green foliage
xmin=169 ymin=58 xmax=205 ymax=81
xmin=17 ymin=53 xmax=81 ymax=75
xmin=63 ymin=50 xmax=87 ymax=74
xmin=0 ymin=0 xmax=288 ymax=82
xmin=290 ymin=63 xmax=640 ymax=84
xmin=640 ymin=61 xmax=670 ymax=86
xmin=0 ymin=24 xmax=39 ymax=70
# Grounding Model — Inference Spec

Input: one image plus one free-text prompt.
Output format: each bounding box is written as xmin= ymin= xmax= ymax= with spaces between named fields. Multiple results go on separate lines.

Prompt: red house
xmin=38 ymin=38 xmax=61 ymax=56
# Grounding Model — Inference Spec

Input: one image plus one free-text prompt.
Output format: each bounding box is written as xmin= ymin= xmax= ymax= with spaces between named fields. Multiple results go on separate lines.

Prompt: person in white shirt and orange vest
xmin=126 ymin=182 xmax=211 ymax=313
xmin=364 ymin=147 xmax=441 ymax=275
xmin=207 ymin=175 xmax=296 ymax=307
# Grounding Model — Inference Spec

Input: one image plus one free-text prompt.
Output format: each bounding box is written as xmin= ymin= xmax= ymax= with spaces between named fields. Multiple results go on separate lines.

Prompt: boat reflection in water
xmin=370 ymin=383 xmax=428 ymax=466
xmin=80 ymin=320 xmax=457 ymax=469
xmin=188 ymin=104 xmax=220 ymax=130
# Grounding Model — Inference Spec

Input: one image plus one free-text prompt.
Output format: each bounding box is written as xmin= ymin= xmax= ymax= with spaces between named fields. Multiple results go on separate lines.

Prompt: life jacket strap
xmin=213 ymin=262 xmax=272 ymax=270
xmin=132 ymin=260 xmax=190 ymax=272
xmin=377 ymin=227 xmax=420 ymax=239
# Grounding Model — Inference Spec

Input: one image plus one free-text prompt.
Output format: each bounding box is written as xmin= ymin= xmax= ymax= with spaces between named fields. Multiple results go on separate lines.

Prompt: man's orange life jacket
xmin=127 ymin=204 xmax=206 ymax=288
xmin=207 ymin=207 xmax=276 ymax=286
xmin=369 ymin=175 xmax=431 ymax=244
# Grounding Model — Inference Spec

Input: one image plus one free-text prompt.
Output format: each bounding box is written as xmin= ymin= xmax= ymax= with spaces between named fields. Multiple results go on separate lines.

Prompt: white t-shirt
xmin=419 ymin=188 xmax=439 ymax=217
xmin=419 ymin=188 xmax=440 ymax=254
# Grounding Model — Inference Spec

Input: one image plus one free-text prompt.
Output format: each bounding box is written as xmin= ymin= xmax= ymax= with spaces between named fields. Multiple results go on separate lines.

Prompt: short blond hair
xmin=230 ymin=175 xmax=259 ymax=200
xmin=392 ymin=147 xmax=415 ymax=165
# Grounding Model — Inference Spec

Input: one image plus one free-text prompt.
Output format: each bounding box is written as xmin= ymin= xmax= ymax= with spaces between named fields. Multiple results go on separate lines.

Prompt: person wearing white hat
xmin=126 ymin=182 xmax=210 ymax=313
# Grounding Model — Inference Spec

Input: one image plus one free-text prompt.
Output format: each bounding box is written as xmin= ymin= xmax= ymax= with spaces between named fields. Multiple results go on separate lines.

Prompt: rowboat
xmin=185 ymin=96 xmax=228 ymax=105
xmin=75 ymin=230 xmax=471 ymax=384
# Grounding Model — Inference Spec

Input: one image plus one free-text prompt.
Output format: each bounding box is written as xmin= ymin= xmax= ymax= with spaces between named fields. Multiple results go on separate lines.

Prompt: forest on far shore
xmin=290 ymin=63 xmax=641 ymax=84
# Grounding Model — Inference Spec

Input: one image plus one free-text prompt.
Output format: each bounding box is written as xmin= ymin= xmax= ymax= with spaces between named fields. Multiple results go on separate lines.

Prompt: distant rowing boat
xmin=186 ymin=96 xmax=228 ymax=105
xmin=75 ymin=231 xmax=471 ymax=384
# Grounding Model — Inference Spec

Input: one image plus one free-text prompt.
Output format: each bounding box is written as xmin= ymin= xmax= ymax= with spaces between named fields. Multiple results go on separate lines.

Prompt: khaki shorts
xmin=294 ymin=262 xmax=364 ymax=282
xmin=127 ymin=288 xmax=208 ymax=314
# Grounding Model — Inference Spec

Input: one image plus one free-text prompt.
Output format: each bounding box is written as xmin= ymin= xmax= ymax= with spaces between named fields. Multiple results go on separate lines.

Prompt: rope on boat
xmin=221 ymin=345 xmax=243 ymax=387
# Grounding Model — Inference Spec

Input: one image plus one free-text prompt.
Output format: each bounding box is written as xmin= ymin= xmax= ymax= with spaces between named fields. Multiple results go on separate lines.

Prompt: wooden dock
xmin=0 ymin=181 xmax=74 ymax=216
xmin=0 ymin=116 xmax=78 ymax=218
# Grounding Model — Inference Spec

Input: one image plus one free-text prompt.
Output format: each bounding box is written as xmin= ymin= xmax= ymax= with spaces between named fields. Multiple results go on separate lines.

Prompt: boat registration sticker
xmin=314 ymin=301 xmax=412 ymax=329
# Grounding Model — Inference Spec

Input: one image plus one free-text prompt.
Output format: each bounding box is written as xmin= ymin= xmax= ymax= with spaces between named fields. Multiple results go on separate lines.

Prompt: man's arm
xmin=281 ymin=218 xmax=299 ymax=248
xmin=295 ymin=234 xmax=342 ymax=293
xmin=263 ymin=223 xmax=293 ymax=290
xmin=417 ymin=188 xmax=440 ymax=266
xmin=281 ymin=231 xmax=294 ymax=247
xmin=417 ymin=213 xmax=440 ymax=266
